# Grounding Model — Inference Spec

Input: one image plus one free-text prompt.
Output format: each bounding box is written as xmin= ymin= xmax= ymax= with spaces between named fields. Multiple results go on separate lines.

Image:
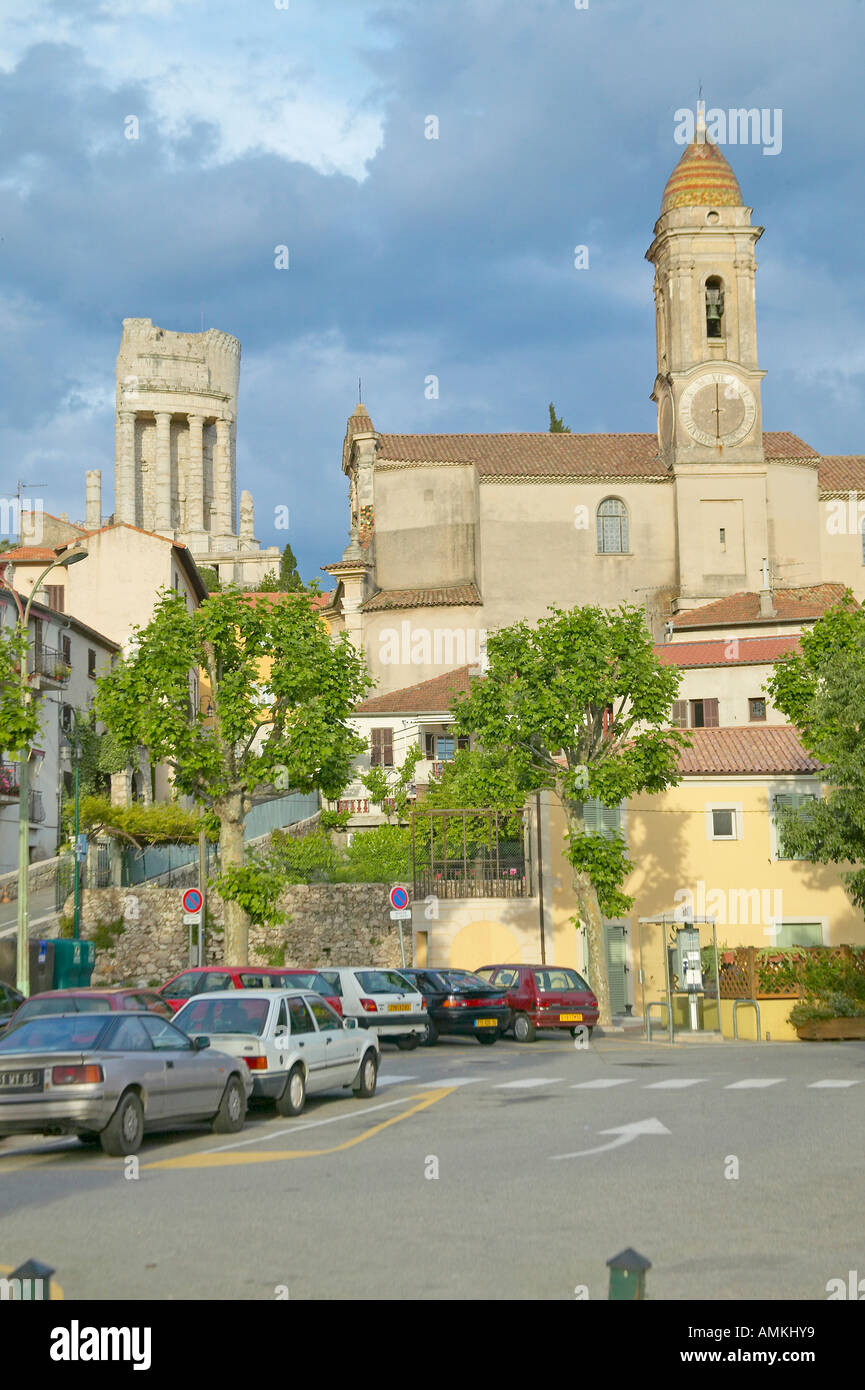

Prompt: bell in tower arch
xmin=705 ymin=278 xmax=724 ymax=339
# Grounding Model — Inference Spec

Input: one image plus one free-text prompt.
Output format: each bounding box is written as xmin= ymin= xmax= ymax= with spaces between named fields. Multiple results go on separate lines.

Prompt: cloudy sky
xmin=1 ymin=0 xmax=864 ymax=581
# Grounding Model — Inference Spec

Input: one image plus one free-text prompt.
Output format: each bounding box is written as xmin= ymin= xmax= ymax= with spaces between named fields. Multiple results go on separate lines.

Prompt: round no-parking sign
xmin=182 ymin=888 xmax=203 ymax=914
xmin=389 ymin=884 xmax=410 ymax=911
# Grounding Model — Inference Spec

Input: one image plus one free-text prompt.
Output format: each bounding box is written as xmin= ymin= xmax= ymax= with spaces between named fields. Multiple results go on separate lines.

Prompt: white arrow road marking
xmin=725 ymin=1079 xmax=785 ymax=1089
xmin=550 ymin=1117 xmax=671 ymax=1160
xmin=494 ymin=1077 xmax=561 ymax=1089
xmin=644 ymin=1078 xmax=707 ymax=1089
xmin=808 ymin=1079 xmax=861 ymax=1088
xmin=570 ymin=1078 xmax=634 ymax=1089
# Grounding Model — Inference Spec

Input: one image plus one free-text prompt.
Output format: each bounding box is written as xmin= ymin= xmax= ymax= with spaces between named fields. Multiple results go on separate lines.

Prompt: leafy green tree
xmin=198 ymin=566 xmax=221 ymax=593
xmin=450 ymin=605 xmax=687 ymax=1022
xmin=256 ymin=545 xmax=304 ymax=594
xmin=95 ymin=586 xmax=370 ymax=961
xmin=0 ymin=625 xmax=42 ymax=755
xmin=767 ymin=596 xmax=865 ymax=911
xmin=344 ymin=823 xmax=412 ymax=882
xmin=363 ymin=744 xmax=421 ymax=823
xmin=548 ymin=402 xmax=571 ymax=433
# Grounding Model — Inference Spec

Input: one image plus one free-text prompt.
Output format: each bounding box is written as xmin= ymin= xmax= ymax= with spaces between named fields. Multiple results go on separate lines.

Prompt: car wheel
xmin=476 ymin=1029 xmax=499 ymax=1046
xmin=396 ymin=1034 xmax=419 ymax=1051
xmin=513 ymin=1013 xmax=537 ymax=1043
xmin=100 ymin=1090 xmax=144 ymax=1157
xmin=422 ymin=1018 xmax=439 ymax=1046
xmin=77 ymin=1131 xmax=101 ymax=1145
xmin=212 ymin=1074 xmax=246 ymax=1133
xmin=570 ymin=1025 xmax=594 ymax=1039
xmin=275 ymin=1063 xmax=306 ymax=1117
xmin=353 ymin=1049 xmax=378 ymax=1098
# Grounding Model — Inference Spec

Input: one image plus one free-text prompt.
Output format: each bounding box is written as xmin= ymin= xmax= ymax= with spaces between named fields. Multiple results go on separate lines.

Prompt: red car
xmin=8 ymin=987 xmax=175 ymax=1029
xmin=158 ymin=966 xmax=342 ymax=1017
xmin=473 ymin=964 xmax=598 ymax=1043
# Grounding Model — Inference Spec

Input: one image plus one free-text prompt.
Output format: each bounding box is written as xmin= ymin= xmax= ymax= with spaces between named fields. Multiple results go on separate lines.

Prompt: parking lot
xmin=2 ymin=1031 xmax=864 ymax=1301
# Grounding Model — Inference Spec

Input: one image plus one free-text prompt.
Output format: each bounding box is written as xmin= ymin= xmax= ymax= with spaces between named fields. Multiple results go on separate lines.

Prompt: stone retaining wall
xmin=0 ymin=854 xmax=62 ymax=902
xmin=75 ymin=881 xmax=411 ymax=985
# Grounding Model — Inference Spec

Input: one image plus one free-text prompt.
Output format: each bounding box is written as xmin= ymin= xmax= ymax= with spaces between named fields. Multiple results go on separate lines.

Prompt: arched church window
xmin=705 ymin=277 xmax=724 ymax=339
xmin=597 ymin=497 xmax=629 ymax=554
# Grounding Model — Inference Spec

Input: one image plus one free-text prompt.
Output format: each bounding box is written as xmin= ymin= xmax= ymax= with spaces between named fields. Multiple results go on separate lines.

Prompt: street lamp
xmin=0 ymin=544 xmax=88 ymax=995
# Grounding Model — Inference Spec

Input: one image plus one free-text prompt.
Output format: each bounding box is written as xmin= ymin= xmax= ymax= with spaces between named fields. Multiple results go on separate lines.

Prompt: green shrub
xmin=343 ymin=824 xmax=412 ymax=883
xmin=91 ymin=917 xmax=125 ymax=952
xmin=269 ymin=828 xmax=343 ymax=882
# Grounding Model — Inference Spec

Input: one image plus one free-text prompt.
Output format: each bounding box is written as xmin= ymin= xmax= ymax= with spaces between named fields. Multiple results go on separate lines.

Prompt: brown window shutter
xmin=370 ymin=728 xmax=382 ymax=767
xmin=382 ymin=727 xmax=394 ymax=767
xmin=424 ymin=733 xmax=435 ymax=759
xmin=671 ymin=700 xmax=688 ymax=728
xmin=456 ymin=735 xmax=470 ymax=751
xmin=703 ymin=698 xmax=719 ymax=727
xmin=44 ymin=585 xmax=64 ymax=613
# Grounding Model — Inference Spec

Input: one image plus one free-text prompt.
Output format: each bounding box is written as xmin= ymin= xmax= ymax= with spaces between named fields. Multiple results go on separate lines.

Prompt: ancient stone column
xmin=85 ymin=470 xmax=102 ymax=530
xmin=239 ymin=489 xmax=254 ymax=542
xmin=115 ymin=411 xmax=136 ymax=524
xmin=154 ymin=411 xmax=172 ymax=533
xmin=186 ymin=413 xmax=205 ymax=533
xmin=214 ymin=416 xmax=233 ymax=536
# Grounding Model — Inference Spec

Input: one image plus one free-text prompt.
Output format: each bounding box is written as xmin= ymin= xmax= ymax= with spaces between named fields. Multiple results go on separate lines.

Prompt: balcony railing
xmin=412 ymin=807 xmax=531 ymax=899
xmin=29 ymin=646 xmax=71 ymax=685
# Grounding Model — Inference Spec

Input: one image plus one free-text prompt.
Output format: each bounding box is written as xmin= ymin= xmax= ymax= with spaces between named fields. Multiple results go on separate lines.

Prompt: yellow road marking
xmin=0 ymin=1262 xmax=64 ymax=1300
xmin=146 ymin=1086 xmax=456 ymax=1170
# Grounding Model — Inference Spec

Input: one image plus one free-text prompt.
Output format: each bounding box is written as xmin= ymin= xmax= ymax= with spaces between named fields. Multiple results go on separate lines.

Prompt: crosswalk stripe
xmin=570 ymin=1078 xmax=634 ymax=1089
xmin=808 ymin=1080 xmax=861 ymax=1089
xmin=494 ymin=1077 xmax=560 ymax=1090
xmin=644 ymin=1078 xmax=707 ymax=1089
xmin=725 ymin=1079 xmax=785 ymax=1089
xmin=413 ymin=1077 xmax=486 ymax=1089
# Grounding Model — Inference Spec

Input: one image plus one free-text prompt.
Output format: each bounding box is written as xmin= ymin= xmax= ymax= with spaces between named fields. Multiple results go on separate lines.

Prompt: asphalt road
xmin=1 ymin=1033 xmax=863 ymax=1301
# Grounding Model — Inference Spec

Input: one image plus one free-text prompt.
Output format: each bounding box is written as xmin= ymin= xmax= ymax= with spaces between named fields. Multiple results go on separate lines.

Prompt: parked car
xmin=6 ymin=988 xmax=175 ymax=1030
xmin=0 ymin=982 xmax=25 ymax=1034
xmin=173 ymin=989 xmax=379 ymax=1117
xmin=158 ymin=966 xmax=342 ymax=1016
xmin=398 ymin=968 xmax=511 ymax=1045
xmin=0 ymin=1011 xmax=252 ymax=1155
xmin=473 ymin=964 xmax=598 ymax=1042
xmin=317 ymin=968 xmax=427 ymax=1049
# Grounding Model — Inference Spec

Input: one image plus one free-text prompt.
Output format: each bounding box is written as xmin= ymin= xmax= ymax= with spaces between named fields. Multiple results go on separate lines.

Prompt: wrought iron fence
xmin=29 ymin=646 xmax=71 ymax=684
xmin=411 ymin=807 xmax=530 ymax=900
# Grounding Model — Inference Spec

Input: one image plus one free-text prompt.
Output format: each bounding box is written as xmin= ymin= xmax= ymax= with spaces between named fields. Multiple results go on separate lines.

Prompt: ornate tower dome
xmin=661 ymin=119 xmax=743 ymax=214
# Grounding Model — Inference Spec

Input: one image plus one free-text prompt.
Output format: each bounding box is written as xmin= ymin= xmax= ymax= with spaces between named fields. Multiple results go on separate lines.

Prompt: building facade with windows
xmin=0 ymin=590 xmax=119 ymax=874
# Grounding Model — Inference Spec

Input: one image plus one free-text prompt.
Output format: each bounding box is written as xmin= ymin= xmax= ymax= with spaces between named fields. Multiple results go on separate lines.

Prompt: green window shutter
xmin=583 ymin=799 xmax=622 ymax=840
xmin=774 ymin=921 xmax=823 ymax=949
xmin=774 ymin=793 xmax=816 ymax=860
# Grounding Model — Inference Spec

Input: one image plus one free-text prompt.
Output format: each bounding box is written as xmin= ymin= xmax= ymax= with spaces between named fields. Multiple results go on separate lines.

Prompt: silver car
xmin=0 ymin=1011 xmax=252 ymax=1156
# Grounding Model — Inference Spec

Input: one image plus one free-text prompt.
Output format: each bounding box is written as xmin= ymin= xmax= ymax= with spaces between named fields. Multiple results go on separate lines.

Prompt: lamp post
xmin=0 ymin=545 xmax=88 ymax=995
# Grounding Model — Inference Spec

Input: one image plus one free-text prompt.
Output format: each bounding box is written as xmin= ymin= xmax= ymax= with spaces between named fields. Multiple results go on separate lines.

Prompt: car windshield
xmin=14 ymin=996 xmax=113 ymax=1019
xmin=0 ymin=1016 xmax=110 ymax=1052
xmin=175 ymin=997 xmax=270 ymax=1036
xmin=533 ymin=969 xmax=592 ymax=992
xmin=437 ymin=971 xmax=495 ymax=991
xmin=279 ymin=972 xmax=331 ymax=994
xmin=355 ymin=970 xmax=415 ymax=994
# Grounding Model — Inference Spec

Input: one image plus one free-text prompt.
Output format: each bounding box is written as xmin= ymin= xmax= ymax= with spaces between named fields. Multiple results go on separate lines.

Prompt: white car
xmin=173 ymin=989 xmax=379 ymax=1117
xmin=318 ymin=968 xmax=427 ymax=1050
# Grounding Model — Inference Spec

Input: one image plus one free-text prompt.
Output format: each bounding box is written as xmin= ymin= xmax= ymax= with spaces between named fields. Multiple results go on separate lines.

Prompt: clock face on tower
xmin=679 ymin=372 xmax=757 ymax=448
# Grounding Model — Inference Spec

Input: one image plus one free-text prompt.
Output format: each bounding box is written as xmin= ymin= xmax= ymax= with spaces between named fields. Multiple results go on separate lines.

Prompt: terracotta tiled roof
xmin=672 ymin=584 xmax=852 ymax=629
xmin=0 ymin=546 xmax=59 ymax=561
xmin=242 ymin=590 xmax=334 ymax=610
xmin=355 ymin=666 xmax=473 ymax=715
xmin=374 ymin=431 xmax=818 ymax=479
xmin=678 ymin=726 xmax=821 ymax=776
xmin=361 ymin=583 xmax=481 ymax=612
xmin=655 ymin=635 xmax=800 ymax=667
xmin=818 ymin=456 xmax=865 ymax=493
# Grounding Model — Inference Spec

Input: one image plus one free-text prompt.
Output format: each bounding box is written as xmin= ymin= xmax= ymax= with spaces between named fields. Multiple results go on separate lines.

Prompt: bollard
xmin=607 ymin=1247 xmax=651 ymax=1300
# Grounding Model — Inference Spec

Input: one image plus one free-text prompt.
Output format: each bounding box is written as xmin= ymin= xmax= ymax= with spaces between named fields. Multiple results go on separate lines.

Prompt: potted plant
xmin=790 ymin=994 xmax=865 ymax=1041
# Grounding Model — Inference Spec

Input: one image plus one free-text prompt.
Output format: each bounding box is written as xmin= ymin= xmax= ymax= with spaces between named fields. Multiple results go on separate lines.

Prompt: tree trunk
xmin=561 ymin=799 xmax=613 ymax=1026
xmin=216 ymin=793 xmax=249 ymax=963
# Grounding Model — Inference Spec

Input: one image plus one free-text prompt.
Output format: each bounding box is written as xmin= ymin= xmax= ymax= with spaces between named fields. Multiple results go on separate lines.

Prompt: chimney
xmin=759 ymin=557 xmax=775 ymax=618
xmin=85 ymin=470 xmax=102 ymax=530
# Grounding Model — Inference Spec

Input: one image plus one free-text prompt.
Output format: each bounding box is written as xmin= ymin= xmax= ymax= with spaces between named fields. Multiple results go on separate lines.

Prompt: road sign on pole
xmin=389 ymin=909 xmax=411 ymax=920
xmin=389 ymin=884 xmax=410 ymax=911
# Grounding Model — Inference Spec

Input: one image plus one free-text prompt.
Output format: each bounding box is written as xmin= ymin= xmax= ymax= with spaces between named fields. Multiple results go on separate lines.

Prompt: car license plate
xmin=560 ymin=1013 xmax=583 ymax=1023
xmin=474 ymin=1018 xmax=497 ymax=1027
xmin=388 ymin=1003 xmax=410 ymax=1012
xmin=0 ymin=1069 xmax=43 ymax=1092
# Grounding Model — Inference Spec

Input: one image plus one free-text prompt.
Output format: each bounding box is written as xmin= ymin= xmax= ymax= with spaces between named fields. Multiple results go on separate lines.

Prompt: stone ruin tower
xmin=109 ymin=318 xmax=280 ymax=585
